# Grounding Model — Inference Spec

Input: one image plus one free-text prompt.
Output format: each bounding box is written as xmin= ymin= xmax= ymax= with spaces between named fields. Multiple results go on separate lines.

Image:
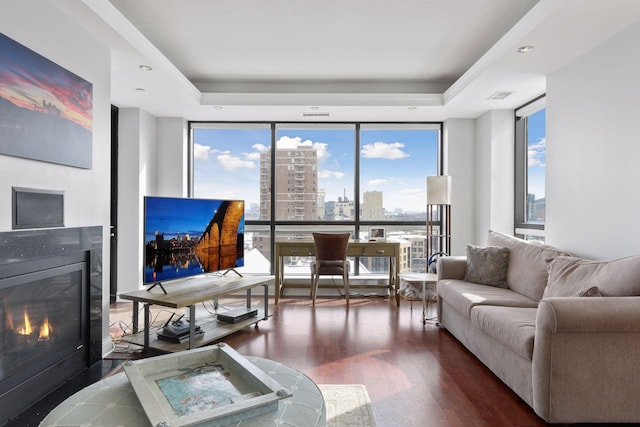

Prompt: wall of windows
xmin=515 ymin=96 xmax=546 ymax=241
xmin=191 ymin=122 xmax=441 ymax=276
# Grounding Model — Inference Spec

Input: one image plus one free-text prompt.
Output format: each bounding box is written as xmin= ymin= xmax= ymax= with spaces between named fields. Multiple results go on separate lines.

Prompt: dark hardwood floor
xmin=218 ymin=295 xmax=548 ymax=427
xmin=8 ymin=294 xmax=637 ymax=426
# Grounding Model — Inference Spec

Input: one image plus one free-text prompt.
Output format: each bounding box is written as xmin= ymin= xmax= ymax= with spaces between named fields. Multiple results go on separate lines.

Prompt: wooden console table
xmin=274 ymin=239 xmax=400 ymax=305
xmin=119 ymin=275 xmax=272 ymax=353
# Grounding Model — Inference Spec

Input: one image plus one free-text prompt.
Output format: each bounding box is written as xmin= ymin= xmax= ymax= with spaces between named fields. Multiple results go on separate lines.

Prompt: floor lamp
xmin=426 ymin=176 xmax=451 ymax=268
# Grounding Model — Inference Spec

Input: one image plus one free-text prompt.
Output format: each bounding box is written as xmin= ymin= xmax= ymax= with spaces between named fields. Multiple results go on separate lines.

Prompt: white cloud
xmin=400 ymin=187 xmax=422 ymax=196
xmin=252 ymin=143 xmax=270 ymax=152
xmin=367 ymin=178 xmax=388 ymax=187
xmin=361 ymin=142 xmax=409 ymax=159
xmin=276 ymin=136 xmax=329 ymax=161
xmin=193 ymin=143 xmax=211 ymax=160
xmin=217 ymin=153 xmax=255 ymax=171
xmin=528 ymin=138 xmax=546 ymax=167
xmin=318 ymin=170 xmax=345 ymax=179
xmin=245 ymin=152 xmax=261 ymax=161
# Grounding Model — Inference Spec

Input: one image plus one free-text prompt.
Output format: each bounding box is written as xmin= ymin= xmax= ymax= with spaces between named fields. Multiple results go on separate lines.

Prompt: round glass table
xmin=40 ymin=356 xmax=326 ymax=427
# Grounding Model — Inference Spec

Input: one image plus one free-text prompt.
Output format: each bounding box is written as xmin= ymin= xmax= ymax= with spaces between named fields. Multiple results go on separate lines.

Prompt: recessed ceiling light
xmin=517 ymin=45 xmax=534 ymax=53
xmin=408 ymin=106 xmax=417 ymax=110
xmin=139 ymin=64 xmax=152 ymax=71
xmin=213 ymin=106 xmax=223 ymax=110
xmin=135 ymin=87 xmax=146 ymax=92
xmin=310 ymin=106 xmax=319 ymax=110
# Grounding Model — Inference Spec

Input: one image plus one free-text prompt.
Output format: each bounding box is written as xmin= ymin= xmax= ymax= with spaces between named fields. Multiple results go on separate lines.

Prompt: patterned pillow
xmin=464 ymin=244 xmax=510 ymax=288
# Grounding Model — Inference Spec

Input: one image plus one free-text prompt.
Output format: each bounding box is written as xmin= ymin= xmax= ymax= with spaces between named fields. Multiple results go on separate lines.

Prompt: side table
xmin=399 ymin=273 xmax=438 ymax=324
xmin=39 ymin=356 xmax=326 ymax=427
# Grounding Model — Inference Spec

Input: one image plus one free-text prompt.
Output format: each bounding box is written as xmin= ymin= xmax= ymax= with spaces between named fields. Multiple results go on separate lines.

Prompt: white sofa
xmin=436 ymin=230 xmax=640 ymax=423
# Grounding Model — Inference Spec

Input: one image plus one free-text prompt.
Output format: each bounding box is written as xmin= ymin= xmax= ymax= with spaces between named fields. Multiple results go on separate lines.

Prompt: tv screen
xmin=143 ymin=196 xmax=245 ymax=285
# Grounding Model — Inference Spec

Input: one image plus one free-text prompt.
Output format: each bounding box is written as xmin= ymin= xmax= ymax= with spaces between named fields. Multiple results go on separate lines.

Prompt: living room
xmin=2 ymin=1 xmax=640 ymax=426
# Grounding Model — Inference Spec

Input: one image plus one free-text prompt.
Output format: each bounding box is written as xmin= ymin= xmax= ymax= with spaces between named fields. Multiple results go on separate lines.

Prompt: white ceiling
xmin=54 ymin=0 xmax=640 ymax=122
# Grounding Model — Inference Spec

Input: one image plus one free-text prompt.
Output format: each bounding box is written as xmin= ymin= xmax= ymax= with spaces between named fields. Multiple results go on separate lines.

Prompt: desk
xmin=119 ymin=275 xmax=272 ymax=353
xmin=274 ymin=239 xmax=400 ymax=305
xmin=39 ymin=356 xmax=326 ymax=427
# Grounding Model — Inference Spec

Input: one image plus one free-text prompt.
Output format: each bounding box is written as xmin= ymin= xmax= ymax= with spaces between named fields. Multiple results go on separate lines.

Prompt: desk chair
xmin=310 ymin=232 xmax=350 ymax=306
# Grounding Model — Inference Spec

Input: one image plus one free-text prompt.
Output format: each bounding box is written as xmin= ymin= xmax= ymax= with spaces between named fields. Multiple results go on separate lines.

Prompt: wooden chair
xmin=310 ymin=232 xmax=351 ymax=305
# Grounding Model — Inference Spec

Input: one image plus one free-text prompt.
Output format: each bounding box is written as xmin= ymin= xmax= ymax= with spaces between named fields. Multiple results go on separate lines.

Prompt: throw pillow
xmin=575 ymin=286 xmax=602 ymax=297
xmin=464 ymin=244 xmax=509 ymax=288
xmin=544 ymin=255 xmax=640 ymax=298
xmin=487 ymin=230 xmax=573 ymax=301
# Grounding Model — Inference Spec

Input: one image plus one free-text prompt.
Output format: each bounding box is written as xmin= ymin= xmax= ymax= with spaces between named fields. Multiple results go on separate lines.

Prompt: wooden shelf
xmin=118 ymin=275 xmax=273 ymax=353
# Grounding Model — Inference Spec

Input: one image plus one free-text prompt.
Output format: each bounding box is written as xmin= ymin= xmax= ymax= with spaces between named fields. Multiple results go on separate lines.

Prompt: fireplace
xmin=0 ymin=227 xmax=102 ymax=423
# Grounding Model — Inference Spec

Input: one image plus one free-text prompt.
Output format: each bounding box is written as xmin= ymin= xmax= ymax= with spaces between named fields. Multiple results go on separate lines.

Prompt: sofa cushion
xmin=470 ymin=306 xmax=537 ymax=361
xmin=544 ymin=255 xmax=640 ymax=298
xmin=575 ymin=286 xmax=602 ymax=297
xmin=438 ymin=279 xmax=538 ymax=319
xmin=464 ymin=244 xmax=509 ymax=288
xmin=488 ymin=230 xmax=573 ymax=301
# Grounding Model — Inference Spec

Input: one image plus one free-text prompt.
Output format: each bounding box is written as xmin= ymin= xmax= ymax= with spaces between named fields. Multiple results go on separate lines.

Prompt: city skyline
xmin=193 ymin=126 xmax=439 ymax=214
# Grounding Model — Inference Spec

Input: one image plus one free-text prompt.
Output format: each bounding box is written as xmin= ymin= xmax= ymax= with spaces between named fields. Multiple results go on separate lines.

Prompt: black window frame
xmin=189 ymin=121 xmax=444 ymax=275
xmin=514 ymin=95 xmax=546 ymax=238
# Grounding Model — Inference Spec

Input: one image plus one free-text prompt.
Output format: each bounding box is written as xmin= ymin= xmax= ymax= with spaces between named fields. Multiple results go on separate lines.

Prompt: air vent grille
xmin=487 ymin=91 xmax=513 ymax=100
xmin=302 ymin=112 xmax=331 ymax=117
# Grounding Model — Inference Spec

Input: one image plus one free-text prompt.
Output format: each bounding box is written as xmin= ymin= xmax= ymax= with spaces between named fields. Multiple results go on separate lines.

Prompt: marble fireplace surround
xmin=0 ymin=226 xmax=103 ymax=422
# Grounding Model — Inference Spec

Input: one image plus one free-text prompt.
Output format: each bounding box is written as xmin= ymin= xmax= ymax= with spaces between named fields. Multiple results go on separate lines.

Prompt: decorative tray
xmin=123 ymin=343 xmax=291 ymax=427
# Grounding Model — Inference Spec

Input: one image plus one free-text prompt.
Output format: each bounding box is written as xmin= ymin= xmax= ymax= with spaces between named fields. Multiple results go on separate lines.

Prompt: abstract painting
xmin=0 ymin=32 xmax=93 ymax=169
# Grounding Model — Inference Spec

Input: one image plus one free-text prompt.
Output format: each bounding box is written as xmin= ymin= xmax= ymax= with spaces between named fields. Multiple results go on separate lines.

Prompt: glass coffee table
xmin=40 ymin=356 xmax=326 ymax=427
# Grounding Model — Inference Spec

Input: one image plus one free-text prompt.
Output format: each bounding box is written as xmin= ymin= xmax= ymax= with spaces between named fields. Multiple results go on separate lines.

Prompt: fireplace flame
xmin=39 ymin=317 xmax=52 ymax=341
xmin=18 ymin=310 xmax=33 ymax=335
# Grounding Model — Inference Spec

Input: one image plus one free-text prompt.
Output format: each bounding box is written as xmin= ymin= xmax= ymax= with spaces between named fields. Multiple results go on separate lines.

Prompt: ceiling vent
xmin=302 ymin=112 xmax=331 ymax=117
xmin=487 ymin=91 xmax=513 ymax=100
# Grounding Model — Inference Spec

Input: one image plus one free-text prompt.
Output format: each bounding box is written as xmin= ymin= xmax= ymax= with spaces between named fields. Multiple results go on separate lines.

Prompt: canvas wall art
xmin=0 ymin=32 xmax=93 ymax=169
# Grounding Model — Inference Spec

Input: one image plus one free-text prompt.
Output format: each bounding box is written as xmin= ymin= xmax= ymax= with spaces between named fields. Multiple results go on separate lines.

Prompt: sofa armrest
xmin=436 ymin=256 xmax=467 ymax=281
xmin=533 ymin=297 xmax=640 ymax=423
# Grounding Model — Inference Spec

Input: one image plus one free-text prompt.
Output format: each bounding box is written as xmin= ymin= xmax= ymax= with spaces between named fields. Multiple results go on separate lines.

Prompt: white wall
xmin=156 ymin=118 xmax=189 ymax=197
xmin=474 ymin=110 xmax=514 ymax=245
xmin=117 ymin=108 xmax=157 ymax=295
xmin=444 ymin=119 xmax=476 ymax=255
xmin=0 ymin=2 xmax=112 ymax=355
xmin=546 ymin=22 xmax=640 ymax=259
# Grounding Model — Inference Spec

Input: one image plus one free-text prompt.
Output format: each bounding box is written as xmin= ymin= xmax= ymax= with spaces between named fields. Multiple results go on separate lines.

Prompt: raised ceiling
xmin=56 ymin=0 xmax=640 ymax=121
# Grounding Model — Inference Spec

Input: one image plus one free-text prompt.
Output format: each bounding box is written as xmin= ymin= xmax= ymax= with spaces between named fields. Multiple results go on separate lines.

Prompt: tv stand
xmin=146 ymin=281 xmax=167 ymax=294
xmin=223 ymin=268 xmax=242 ymax=277
xmin=119 ymin=275 xmax=273 ymax=353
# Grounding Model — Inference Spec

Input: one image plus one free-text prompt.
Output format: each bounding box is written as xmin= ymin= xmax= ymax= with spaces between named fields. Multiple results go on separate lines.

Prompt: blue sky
xmin=193 ymin=127 xmax=439 ymax=213
xmin=527 ymin=109 xmax=546 ymax=200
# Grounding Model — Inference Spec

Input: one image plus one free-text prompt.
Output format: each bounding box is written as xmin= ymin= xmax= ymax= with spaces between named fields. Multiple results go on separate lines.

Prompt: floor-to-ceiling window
xmin=191 ymin=122 xmax=441 ymax=276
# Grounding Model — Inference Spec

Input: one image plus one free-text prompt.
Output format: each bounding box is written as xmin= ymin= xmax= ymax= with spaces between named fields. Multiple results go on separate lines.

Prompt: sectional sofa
xmin=436 ymin=230 xmax=640 ymax=423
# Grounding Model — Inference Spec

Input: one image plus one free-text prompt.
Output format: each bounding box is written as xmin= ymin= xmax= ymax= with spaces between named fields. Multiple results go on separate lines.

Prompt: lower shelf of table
xmin=121 ymin=309 xmax=267 ymax=353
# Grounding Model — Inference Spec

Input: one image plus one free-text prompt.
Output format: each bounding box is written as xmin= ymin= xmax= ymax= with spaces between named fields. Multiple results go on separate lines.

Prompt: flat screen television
xmin=143 ymin=196 xmax=245 ymax=292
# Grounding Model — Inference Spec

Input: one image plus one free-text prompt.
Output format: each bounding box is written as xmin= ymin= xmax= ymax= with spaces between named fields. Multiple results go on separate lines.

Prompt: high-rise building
xmin=362 ymin=190 xmax=384 ymax=220
xmin=260 ymin=145 xmax=318 ymax=220
xmin=334 ymin=195 xmax=355 ymax=220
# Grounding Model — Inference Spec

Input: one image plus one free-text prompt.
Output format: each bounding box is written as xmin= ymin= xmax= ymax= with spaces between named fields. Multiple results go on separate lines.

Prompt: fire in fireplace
xmin=1 ymin=260 xmax=86 ymax=391
xmin=0 ymin=227 xmax=102 ymax=423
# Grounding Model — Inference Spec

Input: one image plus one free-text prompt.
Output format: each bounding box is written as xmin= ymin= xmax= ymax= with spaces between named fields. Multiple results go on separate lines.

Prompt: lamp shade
xmin=426 ymin=175 xmax=451 ymax=205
